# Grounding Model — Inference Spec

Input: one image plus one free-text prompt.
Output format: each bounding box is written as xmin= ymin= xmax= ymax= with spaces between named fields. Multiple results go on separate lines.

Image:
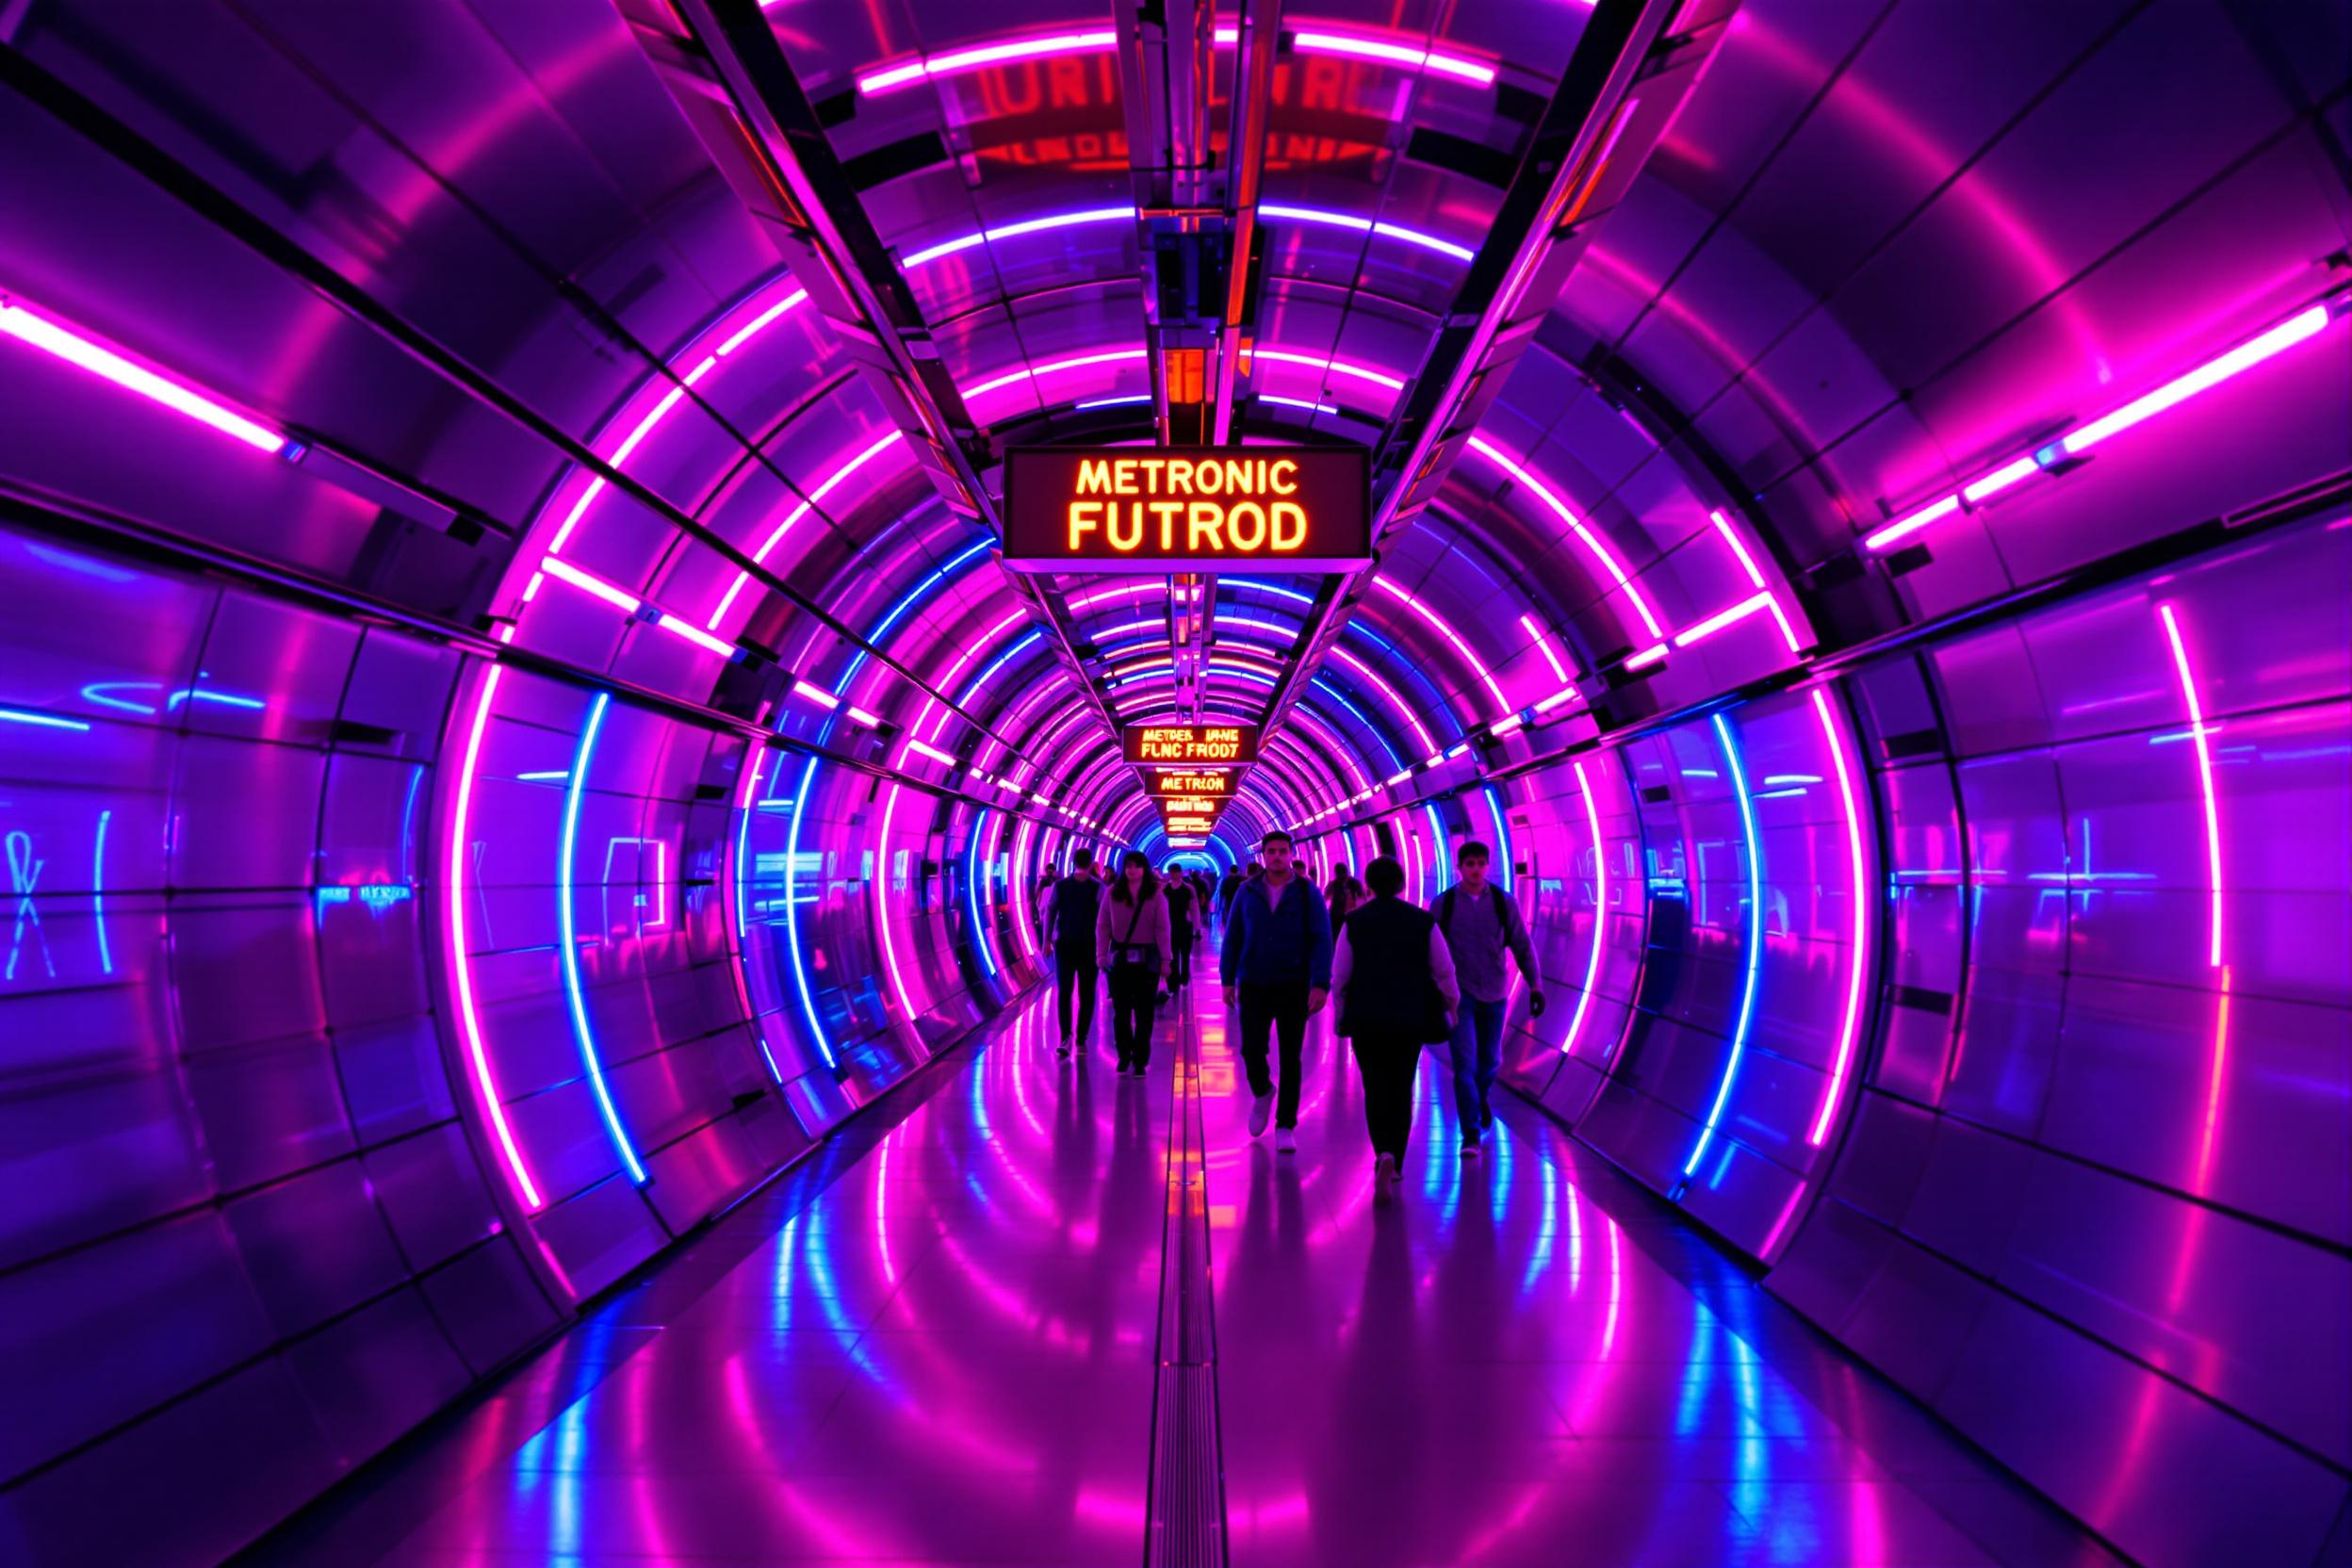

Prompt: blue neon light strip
xmin=735 ymin=752 xmax=783 ymax=1085
xmin=0 ymin=707 xmax=90 ymax=731
xmin=1684 ymin=711 xmax=1763 ymax=1180
xmin=783 ymin=755 xmax=836 ymax=1068
xmin=558 ymin=693 xmax=648 ymax=1184
xmin=965 ymin=810 xmax=998 ymax=978
xmin=1483 ymin=786 xmax=1511 ymax=890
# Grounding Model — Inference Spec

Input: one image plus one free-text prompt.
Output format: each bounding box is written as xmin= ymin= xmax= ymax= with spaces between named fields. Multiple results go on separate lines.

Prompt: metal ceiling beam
xmin=622 ymin=0 xmax=1131 ymax=779
xmin=1250 ymin=0 xmax=1740 ymax=749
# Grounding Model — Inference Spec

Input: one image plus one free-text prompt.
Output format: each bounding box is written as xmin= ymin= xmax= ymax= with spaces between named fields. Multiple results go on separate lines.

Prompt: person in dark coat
xmin=1043 ymin=849 xmax=1104 ymax=1058
xmin=1160 ymin=863 xmax=1197 ymax=998
xmin=1331 ymin=856 xmax=1459 ymax=1202
xmin=1097 ymin=851 xmax=1173 ymax=1075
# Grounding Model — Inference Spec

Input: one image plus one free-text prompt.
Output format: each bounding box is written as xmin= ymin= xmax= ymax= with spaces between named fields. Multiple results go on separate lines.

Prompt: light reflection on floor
xmin=250 ymin=954 xmax=2119 ymax=1567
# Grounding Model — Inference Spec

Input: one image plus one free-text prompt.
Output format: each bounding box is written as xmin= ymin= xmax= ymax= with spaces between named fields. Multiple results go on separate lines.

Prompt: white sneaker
xmin=1462 ymin=1138 xmax=1481 ymax=1162
xmin=1249 ymin=1093 xmax=1273 ymax=1136
xmin=1276 ymin=1124 xmax=1297 ymax=1153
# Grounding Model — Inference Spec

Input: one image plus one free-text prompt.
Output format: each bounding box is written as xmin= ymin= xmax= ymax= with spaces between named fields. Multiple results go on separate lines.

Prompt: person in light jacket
xmin=1096 ymin=851 xmax=1174 ymax=1076
xmin=1331 ymin=856 xmax=1459 ymax=1202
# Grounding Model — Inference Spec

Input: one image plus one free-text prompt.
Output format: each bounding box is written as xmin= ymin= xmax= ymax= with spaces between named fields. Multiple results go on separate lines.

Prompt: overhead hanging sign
xmin=1148 ymin=770 xmax=1236 ymax=797
xmin=1157 ymin=795 xmax=1224 ymax=816
xmin=1123 ymin=722 xmax=1260 ymax=765
xmin=1002 ymin=447 xmax=1369 ymax=572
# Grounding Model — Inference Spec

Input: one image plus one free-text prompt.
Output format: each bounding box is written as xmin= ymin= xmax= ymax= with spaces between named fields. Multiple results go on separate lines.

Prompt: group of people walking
xmin=1040 ymin=852 xmax=1218 ymax=1073
xmin=1044 ymin=828 xmax=1544 ymax=1207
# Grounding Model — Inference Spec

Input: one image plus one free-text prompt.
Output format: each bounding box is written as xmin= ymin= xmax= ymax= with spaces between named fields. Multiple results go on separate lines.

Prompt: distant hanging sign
xmin=1002 ymin=447 xmax=1368 ymax=572
xmin=1123 ymin=723 xmax=1261 ymax=765
xmin=1148 ymin=770 xmax=1237 ymax=796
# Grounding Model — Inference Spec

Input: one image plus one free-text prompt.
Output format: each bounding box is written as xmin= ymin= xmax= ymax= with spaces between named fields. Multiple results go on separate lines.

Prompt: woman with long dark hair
xmin=1095 ymin=850 xmax=1173 ymax=1075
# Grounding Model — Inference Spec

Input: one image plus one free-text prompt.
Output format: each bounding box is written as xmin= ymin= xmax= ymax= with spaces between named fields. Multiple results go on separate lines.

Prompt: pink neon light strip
xmin=875 ymin=787 xmax=921 ymax=1022
xmin=965 ymin=349 xmax=1148 ymax=400
xmin=1522 ymin=614 xmax=1569 ymax=681
xmin=2158 ymin=604 xmax=2224 ymax=969
xmin=549 ymin=287 xmax=808 ymax=554
xmin=710 ymin=430 xmax=907 ymax=629
xmin=1289 ymin=29 xmax=1494 ymax=84
xmin=790 ymin=679 xmax=841 ymax=709
xmin=1672 ymin=590 xmax=1775 ymax=648
xmin=1561 ymin=760 xmax=1607 ymax=1059
xmin=1804 ymin=689 xmax=1870 ymax=1147
xmin=0 ymin=297 xmax=286 ymax=453
xmin=541 ymin=554 xmax=642 ymax=613
xmin=1863 ymin=300 xmax=2337 ymax=553
xmin=858 ymin=24 xmax=1495 ymax=95
xmin=446 ymin=664 xmax=546 ymax=1211
xmin=1368 ymin=576 xmax=1512 ymax=720
xmin=1250 ymin=348 xmax=1405 ymax=391
xmin=1326 ymin=644 xmax=1439 ymax=755
xmin=537 ymin=556 xmax=739 ymax=659
xmin=1625 ymin=643 xmax=1669 ymax=671
xmin=1466 ymin=436 xmax=1665 ymax=640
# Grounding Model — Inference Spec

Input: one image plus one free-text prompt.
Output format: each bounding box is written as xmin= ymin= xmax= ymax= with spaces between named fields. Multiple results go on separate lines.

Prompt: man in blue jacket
xmin=1220 ymin=829 xmax=1332 ymax=1152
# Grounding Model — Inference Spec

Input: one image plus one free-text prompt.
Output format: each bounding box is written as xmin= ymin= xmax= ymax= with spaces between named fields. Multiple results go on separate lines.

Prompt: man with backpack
xmin=1044 ymin=849 xmax=1104 ymax=1058
xmin=1220 ymin=829 xmax=1333 ymax=1152
xmin=1432 ymin=841 xmax=1544 ymax=1158
xmin=1159 ymin=863 xmax=1197 ymax=1001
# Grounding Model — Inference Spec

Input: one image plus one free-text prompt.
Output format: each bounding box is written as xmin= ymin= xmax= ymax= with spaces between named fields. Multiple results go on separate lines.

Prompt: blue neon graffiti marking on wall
xmin=1683 ymin=710 xmax=1763 ymax=1182
xmin=558 ymin=693 xmax=648 ymax=1184
xmin=93 ymin=809 xmax=113 ymax=976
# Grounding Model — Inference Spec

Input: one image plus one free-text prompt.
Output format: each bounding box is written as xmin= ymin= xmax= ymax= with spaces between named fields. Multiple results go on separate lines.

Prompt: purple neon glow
xmin=1863 ymin=298 xmax=2339 ymax=552
xmin=1257 ymin=204 xmax=1477 ymax=263
xmin=0 ymin=296 xmax=286 ymax=453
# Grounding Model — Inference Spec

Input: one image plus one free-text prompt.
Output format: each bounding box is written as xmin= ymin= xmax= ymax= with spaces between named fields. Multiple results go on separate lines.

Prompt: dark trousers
xmin=1350 ymin=1030 xmax=1422 ymax=1163
xmin=1238 ymin=977 xmax=1311 ymax=1128
xmin=1168 ymin=923 xmax=1193 ymax=987
xmin=1055 ymin=954 xmax=1098 ymax=1042
xmin=1109 ymin=966 xmax=1161 ymax=1068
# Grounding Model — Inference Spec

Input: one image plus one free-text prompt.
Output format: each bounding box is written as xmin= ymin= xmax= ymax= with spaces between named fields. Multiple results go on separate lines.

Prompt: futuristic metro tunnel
xmin=0 ymin=0 xmax=2346 ymax=1563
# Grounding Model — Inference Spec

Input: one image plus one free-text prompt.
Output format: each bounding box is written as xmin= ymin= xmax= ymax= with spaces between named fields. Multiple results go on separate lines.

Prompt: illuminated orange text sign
xmin=1123 ymin=723 xmax=1260 ymax=765
xmin=1004 ymin=447 xmax=1367 ymax=572
xmin=1148 ymin=770 xmax=1235 ymax=798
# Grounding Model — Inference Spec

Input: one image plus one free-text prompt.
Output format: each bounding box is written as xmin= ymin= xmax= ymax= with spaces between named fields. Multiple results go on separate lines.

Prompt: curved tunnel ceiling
xmin=0 ymin=0 xmax=2347 ymax=1563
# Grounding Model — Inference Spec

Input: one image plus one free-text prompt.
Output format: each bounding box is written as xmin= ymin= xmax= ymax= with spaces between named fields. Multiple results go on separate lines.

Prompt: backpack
xmin=1437 ymin=883 xmax=1510 ymax=935
xmin=1053 ymin=875 xmax=1101 ymax=955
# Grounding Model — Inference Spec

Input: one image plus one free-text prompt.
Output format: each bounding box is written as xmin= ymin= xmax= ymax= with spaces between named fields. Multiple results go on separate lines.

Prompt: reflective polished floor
xmin=247 ymin=953 xmax=2121 ymax=1567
